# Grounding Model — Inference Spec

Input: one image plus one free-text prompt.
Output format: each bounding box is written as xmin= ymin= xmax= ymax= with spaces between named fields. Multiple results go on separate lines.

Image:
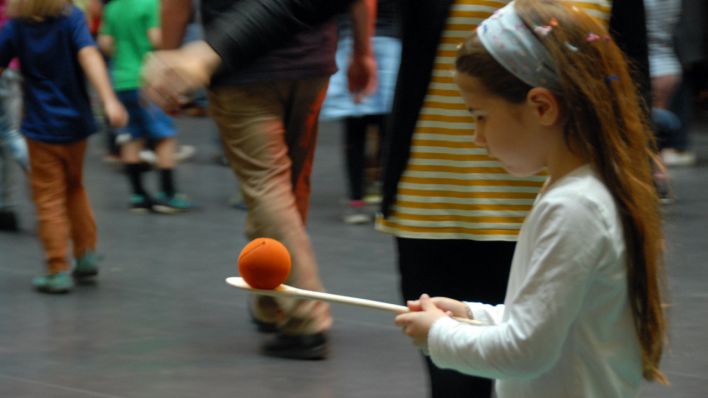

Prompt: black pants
xmin=343 ymin=115 xmax=385 ymax=200
xmin=396 ymin=237 xmax=515 ymax=398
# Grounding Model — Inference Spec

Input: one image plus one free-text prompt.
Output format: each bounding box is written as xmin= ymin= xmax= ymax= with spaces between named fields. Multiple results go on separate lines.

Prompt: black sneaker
xmin=153 ymin=192 xmax=193 ymax=214
xmin=261 ymin=332 xmax=329 ymax=360
xmin=248 ymin=306 xmax=279 ymax=333
xmin=129 ymin=194 xmax=154 ymax=213
xmin=0 ymin=209 xmax=19 ymax=231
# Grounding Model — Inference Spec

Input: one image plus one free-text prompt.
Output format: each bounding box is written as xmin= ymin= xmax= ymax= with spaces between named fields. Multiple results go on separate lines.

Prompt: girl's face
xmin=454 ymin=72 xmax=549 ymax=177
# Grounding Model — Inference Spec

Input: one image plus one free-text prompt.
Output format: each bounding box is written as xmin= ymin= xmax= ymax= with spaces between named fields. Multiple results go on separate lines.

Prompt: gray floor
xmin=1 ymin=117 xmax=706 ymax=398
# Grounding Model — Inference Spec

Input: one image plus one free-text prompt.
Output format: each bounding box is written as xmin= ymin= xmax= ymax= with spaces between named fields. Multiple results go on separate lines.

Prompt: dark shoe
xmin=249 ymin=296 xmax=280 ymax=333
xmin=0 ymin=209 xmax=19 ymax=231
xmin=261 ymin=332 xmax=329 ymax=360
xmin=153 ymin=192 xmax=193 ymax=214
xmin=73 ymin=251 xmax=99 ymax=282
xmin=250 ymin=311 xmax=278 ymax=333
xmin=130 ymin=194 xmax=154 ymax=213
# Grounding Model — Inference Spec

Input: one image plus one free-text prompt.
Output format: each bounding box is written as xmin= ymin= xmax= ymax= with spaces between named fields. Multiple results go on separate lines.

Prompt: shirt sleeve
xmin=204 ymin=0 xmax=352 ymax=72
xmin=147 ymin=0 xmax=160 ymax=30
xmin=99 ymin=5 xmax=112 ymax=37
xmin=427 ymin=195 xmax=610 ymax=379
xmin=465 ymin=302 xmax=505 ymax=325
xmin=0 ymin=22 xmax=16 ymax=68
xmin=70 ymin=6 xmax=96 ymax=50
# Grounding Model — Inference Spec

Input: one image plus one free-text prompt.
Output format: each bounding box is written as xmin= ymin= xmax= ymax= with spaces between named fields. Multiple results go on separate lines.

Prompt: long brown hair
xmin=456 ymin=0 xmax=667 ymax=383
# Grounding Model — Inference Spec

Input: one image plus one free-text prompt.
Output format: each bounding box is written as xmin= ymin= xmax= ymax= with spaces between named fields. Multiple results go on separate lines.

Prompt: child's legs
xmin=144 ymin=100 xmax=177 ymax=170
xmin=117 ymin=90 xmax=148 ymax=163
xmin=121 ymin=139 xmax=144 ymax=163
xmin=64 ymin=139 xmax=96 ymax=258
xmin=668 ymin=71 xmax=695 ymax=151
xmin=27 ymin=139 xmax=72 ymax=273
xmin=154 ymin=137 xmax=176 ymax=169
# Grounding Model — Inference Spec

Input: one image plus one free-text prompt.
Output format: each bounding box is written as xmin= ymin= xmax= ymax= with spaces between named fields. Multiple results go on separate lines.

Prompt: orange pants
xmin=27 ymin=138 xmax=96 ymax=274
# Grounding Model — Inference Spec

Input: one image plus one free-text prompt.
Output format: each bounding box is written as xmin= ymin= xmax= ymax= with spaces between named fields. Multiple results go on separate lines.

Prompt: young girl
xmin=0 ymin=0 xmax=127 ymax=293
xmin=394 ymin=0 xmax=667 ymax=396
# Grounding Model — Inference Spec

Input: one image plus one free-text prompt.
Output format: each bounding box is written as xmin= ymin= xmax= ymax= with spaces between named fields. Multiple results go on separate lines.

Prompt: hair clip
xmin=606 ymin=75 xmax=619 ymax=82
xmin=534 ymin=25 xmax=553 ymax=36
xmin=586 ymin=33 xmax=601 ymax=42
xmin=565 ymin=42 xmax=579 ymax=52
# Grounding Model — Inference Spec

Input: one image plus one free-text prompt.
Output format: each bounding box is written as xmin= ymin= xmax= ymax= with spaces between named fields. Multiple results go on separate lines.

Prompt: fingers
xmin=142 ymin=53 xmax=187 ymax=112
xmin=407 ymin=299 xmax=421 ymax=311
xmin=394 ymin=312 xmax=412 ymax=328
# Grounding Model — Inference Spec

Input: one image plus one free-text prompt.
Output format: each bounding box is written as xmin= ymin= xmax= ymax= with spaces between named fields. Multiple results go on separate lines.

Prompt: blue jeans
xmin=0 ymin=69 xmax=28 ymax=209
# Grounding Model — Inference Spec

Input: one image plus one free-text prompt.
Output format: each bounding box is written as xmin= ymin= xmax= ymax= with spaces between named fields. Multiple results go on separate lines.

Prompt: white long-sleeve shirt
xmin=428 ymin=165 xmax=643 ymax=397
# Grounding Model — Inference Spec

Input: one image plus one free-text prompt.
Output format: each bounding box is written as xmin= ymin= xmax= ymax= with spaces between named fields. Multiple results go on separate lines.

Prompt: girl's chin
xmin=501 ymin=163 xmax=543 ymax=178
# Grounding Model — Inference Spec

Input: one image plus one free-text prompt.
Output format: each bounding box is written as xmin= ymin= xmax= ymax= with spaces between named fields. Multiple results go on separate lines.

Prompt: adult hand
xmin=142 ymin=41 xmax=221 ymax=112
xmin=395 ymin=294 xmax=448 ymax=349
xmin=104 ymin=98 xmax=129 ymax=129
xmin=347 ymin=52 xmax=377 ymax=103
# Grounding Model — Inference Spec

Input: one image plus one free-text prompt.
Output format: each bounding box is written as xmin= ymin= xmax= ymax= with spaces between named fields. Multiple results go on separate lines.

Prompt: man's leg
xmin=209 ymin=82 xmax=331 ymax=342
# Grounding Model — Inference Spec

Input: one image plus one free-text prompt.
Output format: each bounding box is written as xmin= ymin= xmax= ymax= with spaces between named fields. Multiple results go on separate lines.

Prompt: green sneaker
xmin=32 ymin=272 xmax=74 ymax=294
xmin=73 ymin=251 xmax=99 ymax=282
xmin=153 ymin=192 xmax=193 ymax=214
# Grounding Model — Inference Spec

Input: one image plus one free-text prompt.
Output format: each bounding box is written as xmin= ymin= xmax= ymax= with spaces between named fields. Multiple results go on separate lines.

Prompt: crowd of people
xmin=1 ymin=0 xmax=706 ymax=397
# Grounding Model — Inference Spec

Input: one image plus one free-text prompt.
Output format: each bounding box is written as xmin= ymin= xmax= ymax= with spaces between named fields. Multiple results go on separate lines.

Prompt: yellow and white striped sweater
xmin=377 ymin=0 xmax=611 ymax=241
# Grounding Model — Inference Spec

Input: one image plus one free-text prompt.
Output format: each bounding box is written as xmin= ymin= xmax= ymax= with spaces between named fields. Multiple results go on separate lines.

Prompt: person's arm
xmin=97 ymin=34 xmax=114 ymax=56
xmin=425 ymin=198 xmax=605 ymax=378
xmin=142 ymin=0 xmax=354 ymax=110
xmin=161 ymin=0 xmax=192 ymax=50
xmin=348 ymin=0 xmax=377 ymax=102
xmin=78 ymin=46 xmax=127 ymax=128
xmin=148 ymin=28 xmax=162 ymax=49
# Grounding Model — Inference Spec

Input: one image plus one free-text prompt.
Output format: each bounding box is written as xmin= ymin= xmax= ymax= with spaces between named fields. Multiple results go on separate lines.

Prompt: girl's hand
xmin=104 ymin=98 xmax=128 ymax=129
xmin=395 ymin=294 xmax=448 ymax=349
xmin=407 ymin=296 xmax=469 ymax=319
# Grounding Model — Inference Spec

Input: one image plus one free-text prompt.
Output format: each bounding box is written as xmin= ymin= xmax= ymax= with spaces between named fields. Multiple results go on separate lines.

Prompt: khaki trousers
xmin=209 ymin=77 xmax=331 ymax=334
xmin=27 ymin=138 xmax=96 ymax=273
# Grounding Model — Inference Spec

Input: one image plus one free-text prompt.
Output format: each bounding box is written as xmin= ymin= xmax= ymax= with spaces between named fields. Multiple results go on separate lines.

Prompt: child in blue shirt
xmin=0 ymin=0 xmax=127 ymax=293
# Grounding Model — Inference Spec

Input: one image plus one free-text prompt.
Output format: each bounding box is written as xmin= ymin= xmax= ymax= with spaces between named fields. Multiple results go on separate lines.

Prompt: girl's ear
xmin=526 ymin=87 xmax=561 ymax=126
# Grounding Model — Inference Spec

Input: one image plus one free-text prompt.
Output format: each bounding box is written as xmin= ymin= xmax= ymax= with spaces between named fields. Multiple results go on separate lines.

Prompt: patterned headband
xmin=477 ymin=1 xmax=561 ymax=91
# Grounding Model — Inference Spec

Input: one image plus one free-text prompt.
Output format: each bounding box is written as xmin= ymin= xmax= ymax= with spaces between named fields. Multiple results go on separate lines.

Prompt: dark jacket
xmin=202 ymin=0 xmax=352 ymax=75
xmin=202 ymin=0 xmax=338 ymax=86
